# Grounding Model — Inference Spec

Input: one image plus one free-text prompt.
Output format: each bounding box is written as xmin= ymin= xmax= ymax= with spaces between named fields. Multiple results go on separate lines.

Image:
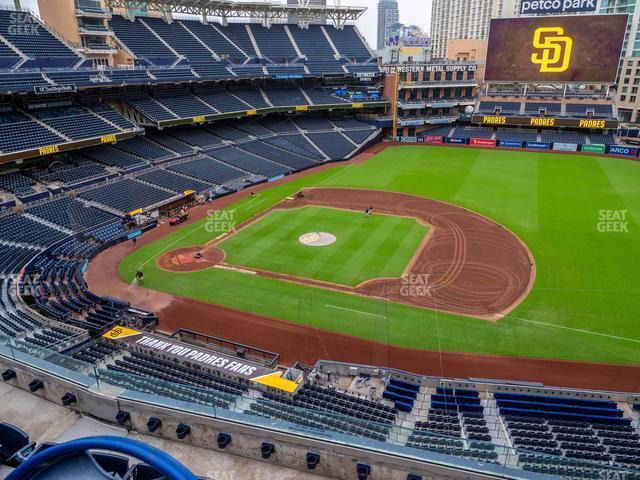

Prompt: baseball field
xmin=117 ymin=145 xmax=640 ymax=367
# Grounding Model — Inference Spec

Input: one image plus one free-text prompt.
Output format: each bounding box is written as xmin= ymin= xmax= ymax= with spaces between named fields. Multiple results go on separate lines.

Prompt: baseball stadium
xmin=0 ymin=1 xmax=638 ymax=479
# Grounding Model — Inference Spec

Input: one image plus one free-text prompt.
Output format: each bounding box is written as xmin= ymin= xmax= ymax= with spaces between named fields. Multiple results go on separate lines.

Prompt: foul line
xmin=138 ymin=194 xmax=265 ymax=270
xmin=505 ymin=315 xmax=640 ymax=344
xmin=325 ymin=304 xmax=386 ymax=318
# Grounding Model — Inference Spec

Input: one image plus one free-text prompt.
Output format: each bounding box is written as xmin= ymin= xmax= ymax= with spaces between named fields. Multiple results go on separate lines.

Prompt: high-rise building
xmin=377 ymin=0 xmax=399 ymax=50
xmin=430 ymin=0 xmax=518 ymax=58
xmin=600 ymin=0 xmax=640 ymax=121
xmin=37 ymin=0 xmax=117 ymax=66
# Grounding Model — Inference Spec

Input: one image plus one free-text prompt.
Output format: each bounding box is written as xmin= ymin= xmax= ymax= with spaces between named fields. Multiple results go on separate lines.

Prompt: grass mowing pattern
xmin=219 ymin=206 xmax=428 ymax=287
xmin=120 ymin=146 xmax=640 ymax=365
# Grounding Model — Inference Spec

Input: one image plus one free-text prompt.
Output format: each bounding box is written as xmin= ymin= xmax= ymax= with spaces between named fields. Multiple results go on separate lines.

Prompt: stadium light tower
xmin=13 ymin=0 xmax=21 ymax=11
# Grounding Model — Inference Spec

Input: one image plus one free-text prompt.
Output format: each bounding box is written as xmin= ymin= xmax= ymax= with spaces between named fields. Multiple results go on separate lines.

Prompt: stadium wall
xmin=392 ymin=137 xmax=639 ymax=160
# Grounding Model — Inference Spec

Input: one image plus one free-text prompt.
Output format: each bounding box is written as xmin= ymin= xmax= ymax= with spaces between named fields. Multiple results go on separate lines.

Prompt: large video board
xmin=484 ymin=15 xmax=627 ymax=83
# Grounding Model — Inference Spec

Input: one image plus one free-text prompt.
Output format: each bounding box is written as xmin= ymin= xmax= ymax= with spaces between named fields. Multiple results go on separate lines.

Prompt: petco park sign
xmin=521 ymin=0 xmax=596 ymax=15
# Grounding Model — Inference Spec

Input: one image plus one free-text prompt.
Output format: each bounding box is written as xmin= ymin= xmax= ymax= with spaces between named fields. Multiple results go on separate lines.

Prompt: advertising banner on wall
xmin=580 ymin=144 xmax=606 ymax=154
xmin=423 ymin=135 xmax=444 ymax=144
xmin=552 ymin=142 xmax=579 ymax=152
xmin=608 ymin=145 xmax=638 ymax=157
xmin=470 ymin=138 xmax=497 ymax=147
xmin=472 ymin=115 xmax=619 ymax=130
xmin=446 ymin=137 xmax=467 ymax=145
xmin=526 ymin=141 xmax=551 ymax=150
xmin=499 ymin=140 xmax=524 ymax=148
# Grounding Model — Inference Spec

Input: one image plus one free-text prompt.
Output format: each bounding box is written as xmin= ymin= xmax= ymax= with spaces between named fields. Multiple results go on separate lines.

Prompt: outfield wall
xmin=394 ymin=136 xmax=640 ymax=160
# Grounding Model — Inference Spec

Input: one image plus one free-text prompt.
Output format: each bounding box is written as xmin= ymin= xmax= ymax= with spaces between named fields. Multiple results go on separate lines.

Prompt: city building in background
xmin=430 ymin=0 xmax=518 ymax=58
xmin=601 ymin=0 xmax=640 ymax=121
xmin=377 ymin=28 xmax=430 ymax=64
xmin=37 ymin=0 xmax=117 ymax=65
xmin=376 ymin=0 xmax=399 ymax=50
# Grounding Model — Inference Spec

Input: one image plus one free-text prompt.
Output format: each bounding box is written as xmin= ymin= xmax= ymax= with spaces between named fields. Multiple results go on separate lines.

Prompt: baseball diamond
xmin=104 ymin=144 xmax=640 ymax=387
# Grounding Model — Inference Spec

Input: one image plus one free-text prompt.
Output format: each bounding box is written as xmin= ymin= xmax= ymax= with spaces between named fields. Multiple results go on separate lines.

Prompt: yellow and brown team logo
xmin=531 ymin=26 xmax=573 ymax=73
xmin=299 ymin=233 xmax=321 ymax=245
xmin=103 ymin=325 xmax=141 ymax=340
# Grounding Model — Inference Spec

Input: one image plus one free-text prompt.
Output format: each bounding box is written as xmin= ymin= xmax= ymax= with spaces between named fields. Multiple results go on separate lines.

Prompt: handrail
xmin=6 ymin=436 xmax=198 ymax=480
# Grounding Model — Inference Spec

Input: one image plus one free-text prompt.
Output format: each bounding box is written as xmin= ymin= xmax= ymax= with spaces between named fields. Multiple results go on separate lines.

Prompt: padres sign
xmin=485 ymin=14 xmax=627 ymax=83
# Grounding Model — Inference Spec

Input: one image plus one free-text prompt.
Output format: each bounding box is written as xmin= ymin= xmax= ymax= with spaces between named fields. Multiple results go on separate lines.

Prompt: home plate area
xmin=298 ymin=232 xmax=337 ymax=247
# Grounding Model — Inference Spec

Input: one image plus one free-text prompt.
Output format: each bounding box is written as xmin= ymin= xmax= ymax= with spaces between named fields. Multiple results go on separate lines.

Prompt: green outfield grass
xmin=218 ymin=206 xmax=428 ymax=286
xmin=120 ymin=146 xmax=640 ymax=365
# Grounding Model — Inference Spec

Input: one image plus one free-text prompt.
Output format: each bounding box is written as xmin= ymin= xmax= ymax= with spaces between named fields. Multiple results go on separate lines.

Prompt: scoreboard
xmin=485 ymin=15 xmax=627 ymax=83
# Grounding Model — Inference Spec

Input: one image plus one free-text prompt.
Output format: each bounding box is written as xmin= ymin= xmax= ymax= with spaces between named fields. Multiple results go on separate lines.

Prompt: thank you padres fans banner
xmin=103 ymin=326 xmax=273 ymax=378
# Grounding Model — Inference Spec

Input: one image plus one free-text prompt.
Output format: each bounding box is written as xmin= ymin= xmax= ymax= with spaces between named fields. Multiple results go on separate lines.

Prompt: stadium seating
xmin=113 ymin=137 xmax=174 ymax=161
xmin=195 ymin=86 xmax=252 ymax=113
xmin=496 ymin=128 xmax=538 ymax=142
xmin=169 ymin=156 xmax=251 ymax=186
xmin=0 ymin=115 xmax=65 ymax=154
xmin=541 ymin=130 xmax=587 ymax=144
xmin=154 ymin=90 xmax=217 ymax=117
xmin=0 ymin=72 xmax=50 ymax=92
xmin=82 ymin=145 xmax=147 ymax=170
xmin=0 ymin=10 xmax=80 ymax=68
xmin=264 ymin=86 xmax=310 ymax=107
xmin=234 ymin=141 xmax=316 ymax=171
xmin=566 ymin=103 xmax=614 ymax=118
xmin=0 ymin=171 xmax=37 ymax=195
xmin=145 ymin=131 xmax=194 ymax=154
xmin=27 ymin=197 xmax=115 ymax=231
xmin=208 ymin=145 xmax=291 ymax=178
xmin=250 ymin=24 xmax=298 ymax=62
xmin=589 ymin=133 xmax=616 ymax=145
xmin=524 ymin=102 xmax=562 ymax=115
xmin=78 ymin=179 xmax=177 ymax=213
xmin=167 ymin=126 xmax=223 ymax=148
xmin=0 ymin=213 xmax=68 ymax=246
xmin=306 ymin=132 xmax=355 ymax=159
xmin=178 ymin=20 xmax=247 ymax=62
xmin=325 ymin=25 xmax=372 ymax=62
xmin=452 ymin=126 xmax=494 ymax=139
xmin=127 ymin=96 xmax=178 ymax=122
xmin=478 ymin=101 xmax=521 ymax=114
xmin=421 ymin=125 xmax=454 ymax=137
xmin=138 ymin=169 xmax=213 ymax=193
xmin=32 ymin=158 xmax=107 ymax=186
xmin=109 ymin=16 xmax=177 ymax=66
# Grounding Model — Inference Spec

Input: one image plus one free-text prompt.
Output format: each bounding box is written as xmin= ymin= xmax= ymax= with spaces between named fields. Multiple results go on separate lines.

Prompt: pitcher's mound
xmin=299 ymin=232 xmax=337 ymax=247
xmin=157 ymin=246 xmax=225 ymax=272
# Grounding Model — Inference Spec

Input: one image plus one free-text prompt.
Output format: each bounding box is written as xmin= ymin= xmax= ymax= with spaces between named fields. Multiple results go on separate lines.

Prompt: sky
xmin=0 ymin=0 xmax=431 ymax=47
